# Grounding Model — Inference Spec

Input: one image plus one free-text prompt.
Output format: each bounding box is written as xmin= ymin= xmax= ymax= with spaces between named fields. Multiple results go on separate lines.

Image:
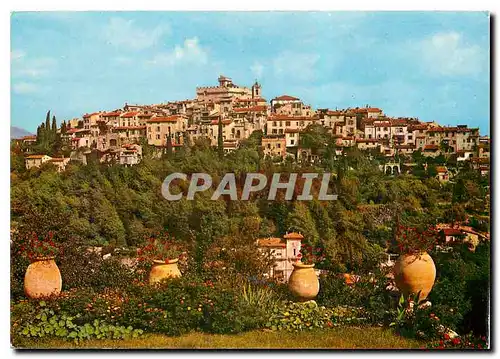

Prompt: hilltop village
xmin=14 ymin=75 xmax=490 ymax=177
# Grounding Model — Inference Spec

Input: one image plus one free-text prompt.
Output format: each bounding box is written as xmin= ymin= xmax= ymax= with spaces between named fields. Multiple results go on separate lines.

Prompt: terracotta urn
xmin=393 ymin=252 xmax=436 ymax=302
xmin=288 ymin=262 xmax=320 ymax=301
xmin=24 ymin=256 xmax=62 ymax=299
xmin=149 ymin=258 xmax=181 ymax=284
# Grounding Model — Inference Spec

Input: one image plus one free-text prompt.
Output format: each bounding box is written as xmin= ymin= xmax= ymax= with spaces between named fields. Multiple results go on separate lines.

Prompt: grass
xmin=14 ymin=327 xmax=422 ymax=349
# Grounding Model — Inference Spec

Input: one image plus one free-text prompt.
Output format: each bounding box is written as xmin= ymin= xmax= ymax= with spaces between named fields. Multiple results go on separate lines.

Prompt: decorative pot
xmin=288 ymin=262 xmax=320 ymax=301
xmin=393 ymin=252 xmax=436 ymax=302
xmin=149 ymin=258 xmax=181 ymax=284
xmin=24 ymin=256 xmax=62 ymax=299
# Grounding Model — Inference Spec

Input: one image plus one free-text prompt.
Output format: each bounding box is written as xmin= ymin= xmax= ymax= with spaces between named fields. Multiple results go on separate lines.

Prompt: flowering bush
xmin=298 ymin=243 xmax=326 ymax=265
xmin=137 ymin=233 xmax=186 ymax=263
xmin=395 ymin=225 xmax=439 ymax=255
xmin=18 ymin=231 xmax=61 ymax=260
xmin=390 ymin=293 xmax=443 ymax=340
xmin=426 ymin=333 xmax=488 ymax=350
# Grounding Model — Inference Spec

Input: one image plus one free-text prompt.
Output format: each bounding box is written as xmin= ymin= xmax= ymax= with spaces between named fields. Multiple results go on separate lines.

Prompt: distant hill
xmin=10 ymin=126 xmax=33 ymax=139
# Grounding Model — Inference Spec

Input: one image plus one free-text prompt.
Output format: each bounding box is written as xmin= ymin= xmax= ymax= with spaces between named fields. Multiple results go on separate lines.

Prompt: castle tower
xmin=252 ymin=81 xmax=261 ymax=99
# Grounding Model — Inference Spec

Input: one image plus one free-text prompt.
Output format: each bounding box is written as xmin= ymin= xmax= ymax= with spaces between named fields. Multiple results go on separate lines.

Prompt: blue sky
xmin=11 ymin=11 xmax=490 ymax=134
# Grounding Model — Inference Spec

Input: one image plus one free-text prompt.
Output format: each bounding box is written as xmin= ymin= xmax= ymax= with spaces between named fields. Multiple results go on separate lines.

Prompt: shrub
xmin=266 ymin=301 xmax=333 ymax=331
xmin=11 ymin=299 xmax=142 ymax=345
xmin=390 ymin=293 xmax=443 ymax=341
xmin=316 ymin=270 xmax=393 ymax=324
xmin=426 ymin=332 xmax=488 ymax=350
xmin=58 ymin=239 xmax=135 ymax=291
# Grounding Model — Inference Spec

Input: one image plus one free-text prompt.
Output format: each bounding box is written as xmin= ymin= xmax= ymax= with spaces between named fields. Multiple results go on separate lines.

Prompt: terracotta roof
xmin=442 ymin=228 xmax=464 ymax=236
xmin=424 ymin=144 xmax=439 ymax=150
xmin=120 ymin=111 xmax=140 ymax=118
xmin=273 ymin=95 xmax=300 ymax=101
xmin=210 ymin=119 xmax=232 ymax=125
xmin=49 ymin=158 xmax=67 ymax=163
xmin=83 ymin=112 xmax=101 ymax=118
xmin=103 ymin=111 xmax=121 ymax=117
xmin=66 ymin=128 xmax=89 ymax=134
xmin=283 ymin=232 xmax=304 ymax=240
xmin=257 ymin=238 xmax=286 ymax=248
xmin=25 ymin=154 xmax=48 ymax=159
xmin=21 ymin=135 xmax=37 ymax=140
xmin=233 ymin=105 xmax=268 ymax=113
xmin=356 ymin=139 xmax=378 ymax=143
xmin=137 ymin=113 xmax=153 ymax=118
xmin=147 ymin=116 xmax=186 ymax=123
xmin=390 ymin=119 xmax=408 ymax=126
xmin=408 ymin=124 xmax=428 ymax=131
xmin=436 ymin=166 xmax=448 ymax=173
xmin=114 ymin=126 xmax=147 ymax=130
xmin=234 ymin=97 xmax=267 ymax=102
xmin=285 ymin=128 xmax=301 ymax=133
xmin=269 ymin=115 xmax=316 ymax=121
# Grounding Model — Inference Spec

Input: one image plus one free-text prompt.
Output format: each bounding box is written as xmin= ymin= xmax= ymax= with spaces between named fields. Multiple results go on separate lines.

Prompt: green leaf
xmin=39 ymin=301 xmax=46 ymax=307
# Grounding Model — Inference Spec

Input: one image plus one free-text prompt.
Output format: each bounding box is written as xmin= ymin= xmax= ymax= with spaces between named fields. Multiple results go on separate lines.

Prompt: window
xmin=273 ymin=121 xmax=277 ymax=127
xmin=296 ymin=122 xmax=299 ymax=126
xmin=157 ymin=126 xmax=160 ymax=132
xmin=368 ymin=134 xmax=372 ymax=139
xmin=278 ymin=129 xmax=284 ymax=134
xmin=272 ymin=129 xmax=277 ymax=134
xmin=384 ymin=127 xmax=388 ymax=131
xmin=293 ymin=249 xmax=296 ymax=256
xmin=156 ymin=134 xmax=160 ymax=140
xmin=277 ymin=143 xmax=281 ymax=148
xmin=267 ymin=144 xmax=271 ymax=149
xmin=290 ymin=139 xmax=295 ymax=145
xmin=286 ymin=121 xmax=291 ymax=126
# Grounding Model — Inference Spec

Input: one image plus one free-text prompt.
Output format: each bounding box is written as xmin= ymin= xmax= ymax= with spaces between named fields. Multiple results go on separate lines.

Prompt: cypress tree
xmin=45 ymin=111 xmax=51 ymax=132
xmin=51 ymin=116 xmax=57 ymax=133
xmin=217 ymin=117 xmax=223 ymax=158
xmin=166 ymin=127 xmax=173 ymax=157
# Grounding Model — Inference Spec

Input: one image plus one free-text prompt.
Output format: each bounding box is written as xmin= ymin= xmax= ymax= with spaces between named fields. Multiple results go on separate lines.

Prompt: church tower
xmin=252 ymin=81 xmax=261 ymax=99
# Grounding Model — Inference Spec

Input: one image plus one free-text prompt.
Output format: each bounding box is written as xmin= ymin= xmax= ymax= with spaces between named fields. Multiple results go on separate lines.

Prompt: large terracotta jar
xmin=288 ymin=262 xmax=320 ymax=301
xmin=393 ymin=252 xmax=436 ymax=302
xmin=24 ymin=256 xmax=62 ymax=299
xmin=149 ymin=259 xmax=181 ymax=284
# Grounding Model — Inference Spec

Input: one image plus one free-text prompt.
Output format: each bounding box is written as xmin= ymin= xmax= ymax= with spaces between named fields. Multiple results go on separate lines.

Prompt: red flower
xmin=452 ymin=338 xmax=460 ymax=345
xmin=443 ymin=333 xmax=450 ymax=340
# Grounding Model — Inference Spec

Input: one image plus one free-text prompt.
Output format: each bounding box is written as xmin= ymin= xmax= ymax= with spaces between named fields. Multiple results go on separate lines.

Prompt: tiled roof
xmin=25 ymin=154 xmax=48 ymax=159
xmin=257 ymin=237 xmax=286 ymax=248
xmin=274 ymin=95 xmax=300 ymax=101
xmin=233 ymin=105 xmax=268 ymax=113
xmin=210 ymin=119 xmax=232 ymax=125
xmin=283 ymin=232 xmax=304 ymax=240
xmin=103 ymin=111 xmax=121 ymax=117
xmin=120 ymin=111 xmax=140 ymax=118
xmin=436 ymin=166 xmax=448 ymax=173
xmin=114 ymin=126 xmax=147 ymax=130
xmin=269 ymin=115 xmax=316 ymax=121
xmin=147 ymin=116 xmax=185 ymax=123
xmin=442 ymin=228 xmax=464 ymax=236
xmin=424 ymin=144 xmax=439 ymax=150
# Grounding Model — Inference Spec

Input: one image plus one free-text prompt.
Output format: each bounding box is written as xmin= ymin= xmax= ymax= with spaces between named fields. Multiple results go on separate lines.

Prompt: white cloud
xmin=11 ymin=54 xmax=57 ymax=79
xmin=148 ymin=37 xmax=208 ymax=66
xmin=415 ymin=32 xmax=486 ymax=76
xmin=273 ymin=52 xmax=320 ymax=82
xmin=12 ymin=82 xmax=40 ymax=94
xmin=104 ymin=17 xmax=169 ymax=50
xmin=250 ymin=62 xmax=264 ymax=79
